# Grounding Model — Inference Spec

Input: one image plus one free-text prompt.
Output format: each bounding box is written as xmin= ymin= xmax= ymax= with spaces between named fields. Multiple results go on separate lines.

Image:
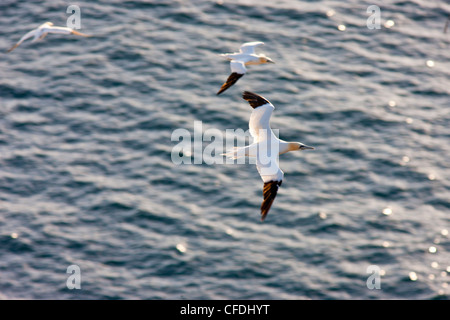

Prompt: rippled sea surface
xmin=0 ymin=0 xmax=449 ymax=300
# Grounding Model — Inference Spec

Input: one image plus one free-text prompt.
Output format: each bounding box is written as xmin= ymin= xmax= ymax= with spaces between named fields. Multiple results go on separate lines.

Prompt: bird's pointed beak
xmin=301 ymin=145 xmax=314 ymax=150
xmin=267 ymin=59 xmax=275 ymax=64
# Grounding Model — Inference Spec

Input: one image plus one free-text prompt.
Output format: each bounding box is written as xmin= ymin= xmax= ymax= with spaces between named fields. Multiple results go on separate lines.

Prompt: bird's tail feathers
xmin=221 ymin=146 xmax=248 ymax=160
xmin=219 ymin=53 xmax=233 ymax=60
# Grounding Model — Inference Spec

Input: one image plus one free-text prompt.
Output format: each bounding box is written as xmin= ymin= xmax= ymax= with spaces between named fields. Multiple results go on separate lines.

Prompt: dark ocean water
xmin=0 ymin=0 xmax=449 ymax=300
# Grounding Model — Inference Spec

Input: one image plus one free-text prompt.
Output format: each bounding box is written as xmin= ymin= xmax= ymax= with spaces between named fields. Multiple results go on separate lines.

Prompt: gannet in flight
xmin=224 ymin=91 xmax=314 ymax=221
xmin=7 ymin=22 xmax=90 ymax=53
xmin=217 ymin=42 xmax=274 ymax=95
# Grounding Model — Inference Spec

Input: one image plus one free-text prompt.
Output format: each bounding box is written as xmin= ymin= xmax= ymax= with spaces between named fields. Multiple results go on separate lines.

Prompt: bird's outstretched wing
xmin=242 ymin=91 xmax=274 ymax=142
xmin=260 ymin=179 xmax=283 ymax=221
xmin=242 ymin=91 xmax=271 ymax=109
xmin=256 ymin=139 xmax=284 ymax=221
xmin=7 ymin=42 xmax=21 ymax=53
xmin=217 ymin=60 xmax=246 ymax=95
xmin=243 ymin=91 xmax=283 ymax=220
xmin=6 ymin=29 xmax=37 ymax=53
xmin=239 ymin=41 xmax=264 ymax=55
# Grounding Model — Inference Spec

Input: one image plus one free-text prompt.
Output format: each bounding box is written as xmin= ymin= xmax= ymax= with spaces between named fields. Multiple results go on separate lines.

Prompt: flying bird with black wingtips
xmin=223 ymin=91 xmax=314 ymax=221
xmin=6 ymin=22 xmax=91 ymax=53
xmin=216 ymin=42 xmax=274 ymax=95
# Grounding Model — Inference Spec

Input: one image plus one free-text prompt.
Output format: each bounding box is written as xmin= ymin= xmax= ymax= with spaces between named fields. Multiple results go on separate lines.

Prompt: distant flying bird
xmin=224 ymin=91 xmax=314 ymax=221
xmin=6 ymin=22 xmax=90 ymax=53
xmin=217 ymin=42 xmax=274 ymax=95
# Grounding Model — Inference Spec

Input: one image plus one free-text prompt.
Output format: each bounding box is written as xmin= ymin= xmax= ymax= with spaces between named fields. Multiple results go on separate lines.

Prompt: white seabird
xmin=217 ymin=42 xmax=274 ymax=95
xmin=224 ymin=91 xmax=314 ymax=221
xmin=7 ymin=22 xmax=91 ymax=53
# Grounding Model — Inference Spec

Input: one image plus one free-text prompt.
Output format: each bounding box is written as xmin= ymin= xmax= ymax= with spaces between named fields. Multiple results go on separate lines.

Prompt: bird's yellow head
xmin=259 ymin=56 xmax=275 ymax=64
xmin=290 ymin=142 xmax=314 ymax=151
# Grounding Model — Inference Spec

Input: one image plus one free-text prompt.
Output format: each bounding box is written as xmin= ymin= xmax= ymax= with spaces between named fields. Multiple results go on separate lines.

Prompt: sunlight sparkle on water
xmin=225 ymin=227 xmax=234 ymax=235
xmin=176 ymin=243 xmax=187 ymax=253
xmin=183 ymin=150 xmax=192 ymax=157
xmin=409 ymin=272 xmax=418 ymax=281
xmin=384 ymin=20 xmax=395 ymax=28
xmin=426 ymin=60 xmax=435 ymax=68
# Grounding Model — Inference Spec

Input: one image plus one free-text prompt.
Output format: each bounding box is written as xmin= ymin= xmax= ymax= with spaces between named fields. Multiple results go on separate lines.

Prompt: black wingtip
xmin=242 ymin=91 xmax=271 ymax=109
xmin=242 ymin=90 xmax=254 ymax=98
xmin=216 ymin=72 xmax=244 ymax=96
xmin=260 ymin=180 xmax=282 ymax=221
